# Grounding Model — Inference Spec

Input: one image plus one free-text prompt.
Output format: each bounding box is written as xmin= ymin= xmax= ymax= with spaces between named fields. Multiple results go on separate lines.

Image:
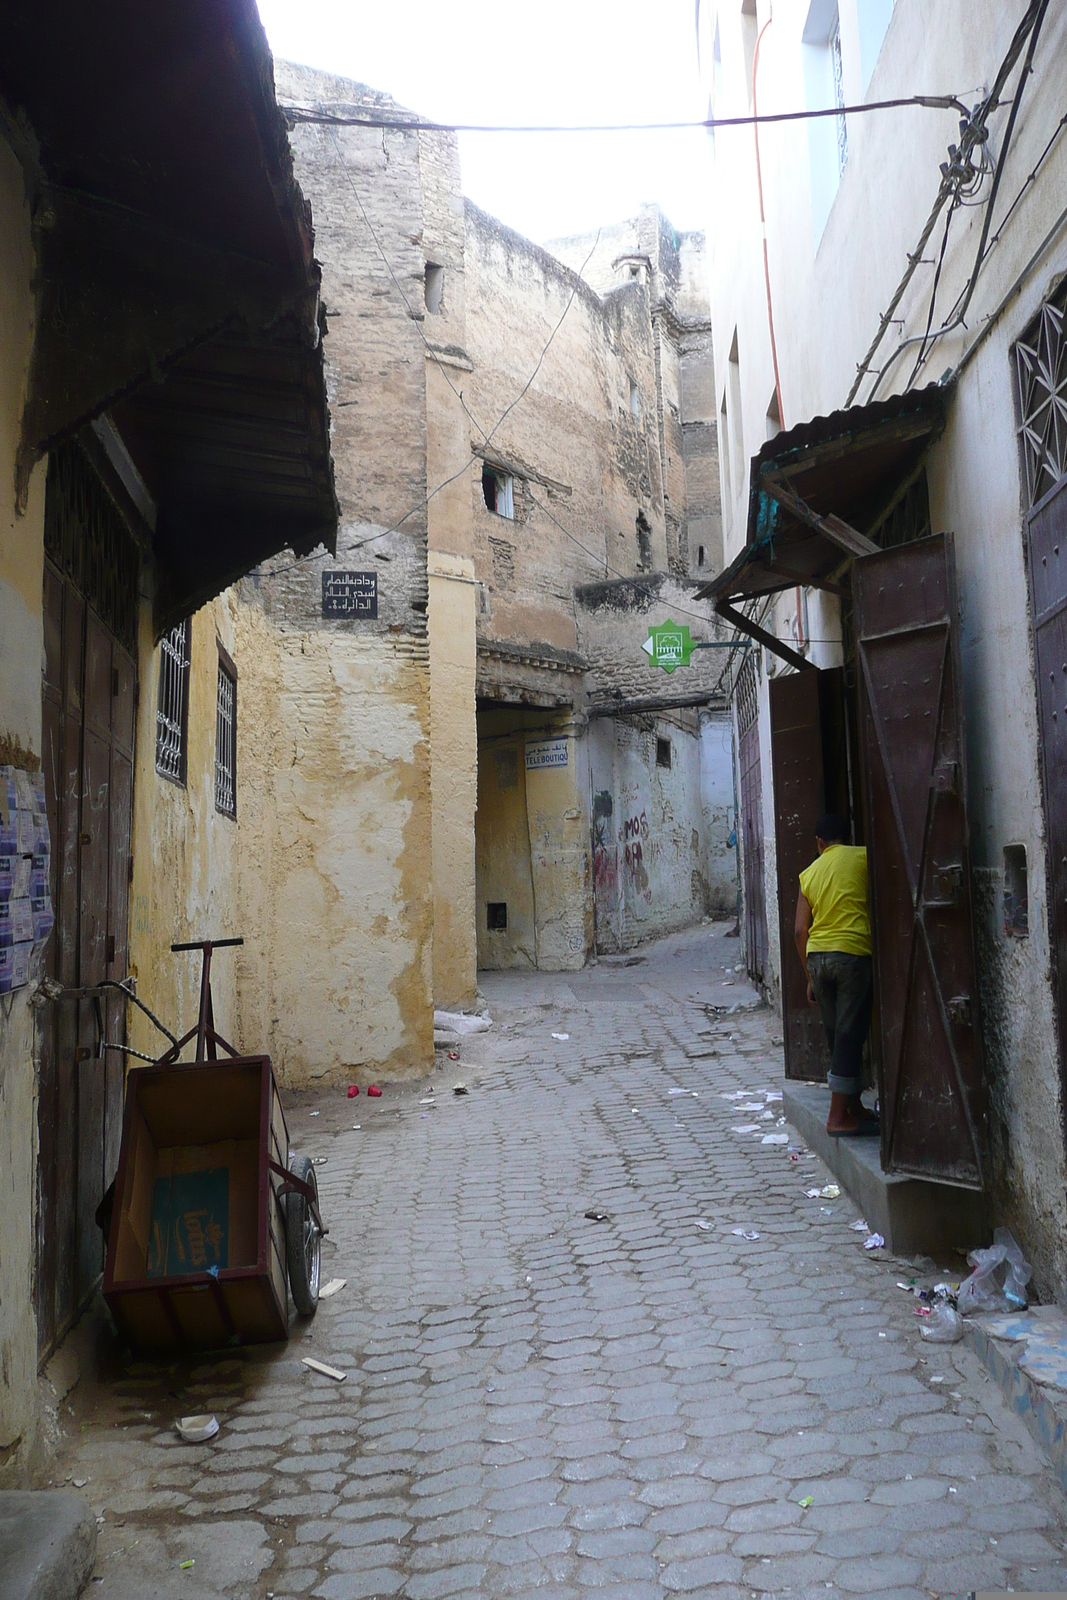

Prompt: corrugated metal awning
xmin=696 ymin=383 xmax=951 ymax=608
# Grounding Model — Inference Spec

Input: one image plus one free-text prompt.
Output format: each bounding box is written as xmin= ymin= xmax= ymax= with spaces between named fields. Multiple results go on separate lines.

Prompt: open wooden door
xmin=852 ymin=532 xmax=986 ymax=1188
xmin=769 ymin=666 xmax=851 ymax=1081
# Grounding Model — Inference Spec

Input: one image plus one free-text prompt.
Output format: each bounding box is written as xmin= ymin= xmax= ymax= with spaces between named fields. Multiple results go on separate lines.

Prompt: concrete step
xmin=963 ymin=1306 xmax=1067 ymax=1495
xmin=783 ymin=1078 xmax=990 ymax=1257
xmin=0 ymin=1491 xmax=97 ymax=1600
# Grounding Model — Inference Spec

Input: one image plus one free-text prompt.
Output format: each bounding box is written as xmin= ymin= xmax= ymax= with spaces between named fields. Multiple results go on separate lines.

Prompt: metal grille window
xmin=736 ymin=651 xmax=759 ymax=735
xmin=830 ymin=11 xmax=848 ymax=175
xmin=155 ymin=620 xmax=190 ymax=783
xmin=215 ymin=648 xmax=237 ymax=819
xmin=1015 ymin=279 xmax=1067 ymax=509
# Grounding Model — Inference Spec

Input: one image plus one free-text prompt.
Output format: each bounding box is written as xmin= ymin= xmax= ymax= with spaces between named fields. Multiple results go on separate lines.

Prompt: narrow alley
xmin=51 ymin=925 xmax=1067 ymax=1600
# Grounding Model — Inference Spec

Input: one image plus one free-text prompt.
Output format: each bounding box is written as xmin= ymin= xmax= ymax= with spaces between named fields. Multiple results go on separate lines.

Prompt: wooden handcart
xmin=102 ymin=939 xmax=325 ymax=1354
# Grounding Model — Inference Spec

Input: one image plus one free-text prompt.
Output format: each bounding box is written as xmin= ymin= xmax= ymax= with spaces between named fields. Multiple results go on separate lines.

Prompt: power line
xmin=284 ymin=94 xmax=969 ymax=137
xmin=846 ymin=0 xmax=1048 ymax=405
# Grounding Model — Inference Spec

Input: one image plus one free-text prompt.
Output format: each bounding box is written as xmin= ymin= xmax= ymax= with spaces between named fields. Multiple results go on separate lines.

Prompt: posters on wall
xmin=0 ymin=766 xmax=53 ymax=994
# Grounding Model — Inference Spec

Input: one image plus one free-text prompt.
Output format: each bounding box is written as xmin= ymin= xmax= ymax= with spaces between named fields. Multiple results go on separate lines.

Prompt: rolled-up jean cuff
xmin=827 ymin=1071 xmax=861 ymax=1096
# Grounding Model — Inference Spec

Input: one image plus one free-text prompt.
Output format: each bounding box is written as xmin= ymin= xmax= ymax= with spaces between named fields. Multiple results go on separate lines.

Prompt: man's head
xmin=815 ymin=812 xmax=849 ymax=851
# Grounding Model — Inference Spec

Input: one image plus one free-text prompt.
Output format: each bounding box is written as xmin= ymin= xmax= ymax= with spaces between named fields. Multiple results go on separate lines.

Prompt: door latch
xmin=931 ymin=862 xmax=963 ymax=904
xmin=946 ymin=995 xmax=972 ymax=1027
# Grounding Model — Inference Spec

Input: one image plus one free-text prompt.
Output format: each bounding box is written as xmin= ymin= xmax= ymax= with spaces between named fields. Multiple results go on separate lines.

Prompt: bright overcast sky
xmin=255 ymin=0 xmax=714 ymax=245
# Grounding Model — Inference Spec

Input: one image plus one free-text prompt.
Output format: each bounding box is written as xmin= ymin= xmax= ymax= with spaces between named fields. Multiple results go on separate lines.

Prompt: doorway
xmin=37 ymin=444 xmax=138 ymax=1359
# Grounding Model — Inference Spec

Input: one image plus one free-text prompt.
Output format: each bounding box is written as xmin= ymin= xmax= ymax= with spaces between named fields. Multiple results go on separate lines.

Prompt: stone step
xmin=0 ymin=1491 xmax=96 ymax=1600
xmin=783 ymin=1078 xmax=990 ymax=1257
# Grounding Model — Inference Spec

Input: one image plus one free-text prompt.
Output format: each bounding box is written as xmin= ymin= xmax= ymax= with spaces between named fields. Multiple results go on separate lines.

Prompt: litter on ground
xmin=850 ymin=1219 xmax=870 ymax=1231
xmin=864 ymin=1233 xmax=886 ymax=1250
xmin=319 ymin=1278 xmax=346 ymax=1299
xmin=301 ymin=1357 xmax=347 ymax=1382
xmin=731 ymin=1228 xmax=760 ymax=1240
xmin=175 ymin=1415 xmax=218 ymax=1443
xmin=551 ymin=1032 xmax=569 ymax=1041
xmin=762 ymin=1133 xmax=789 ymax=1145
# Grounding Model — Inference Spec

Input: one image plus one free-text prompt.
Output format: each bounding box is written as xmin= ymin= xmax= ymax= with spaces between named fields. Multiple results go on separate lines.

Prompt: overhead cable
xmin=284 ymin=95 xmax=969 ymax=137
xmin=845 ymin=0 xmax=1049 ymax=405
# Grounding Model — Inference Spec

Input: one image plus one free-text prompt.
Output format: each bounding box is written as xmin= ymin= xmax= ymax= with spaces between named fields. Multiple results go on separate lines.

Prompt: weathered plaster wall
xmin=236 ymin=64 xmax=436 ymax=1081
xmin=428 ymin=553 xmax=477 ymax=1009
xmin=233 ymin=607 xmax=433 ymax=1084
xmin=465 ymin=202 xmax=667 ymax=640
xmin=475 ymin=713 xmax=537 ymax=970
xmin=127 ymin=598 xmax=241 ymax=1063
xmin=589 ymin=710 xmax=733 ymax=952
xmin=420 ymin=127 xmax=479 ymax=1011
xmin=574 ymin=573 xmax=732 ymax=707
xmin=0 ymin=133 xmax=46 ymax=1482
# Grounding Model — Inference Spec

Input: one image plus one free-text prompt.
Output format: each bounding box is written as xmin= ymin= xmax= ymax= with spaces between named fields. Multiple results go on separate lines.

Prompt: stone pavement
xmin=46 ymin=922 xmax=1067 ymax=1598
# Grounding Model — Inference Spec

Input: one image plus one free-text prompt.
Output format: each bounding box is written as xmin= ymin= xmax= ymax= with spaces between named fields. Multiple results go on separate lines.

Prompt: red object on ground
xmin=367 ymin=1085 xmax=382 ymax=1097
xmin=347 ymin=1085 xmax=360 ymax=1098
xmin=447 ymin=1051 xmax=460 ymax=1061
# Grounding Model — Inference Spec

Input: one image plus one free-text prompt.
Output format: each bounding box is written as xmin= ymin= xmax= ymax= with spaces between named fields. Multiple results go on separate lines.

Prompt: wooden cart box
xmin=103 ymin=1055 xmax=290 ymax=1353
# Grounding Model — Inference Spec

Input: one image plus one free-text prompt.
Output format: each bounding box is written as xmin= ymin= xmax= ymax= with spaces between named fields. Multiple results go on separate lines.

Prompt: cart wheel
xmin=286 ymin=1155 xmax=321 ymax=1316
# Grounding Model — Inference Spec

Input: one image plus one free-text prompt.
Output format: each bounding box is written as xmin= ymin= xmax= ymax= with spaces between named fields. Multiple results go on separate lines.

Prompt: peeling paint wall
xmin=0 ymin=133 xmax=46 ymax=1482
xmin=230 ymin=63 xmax=436 ymax=1083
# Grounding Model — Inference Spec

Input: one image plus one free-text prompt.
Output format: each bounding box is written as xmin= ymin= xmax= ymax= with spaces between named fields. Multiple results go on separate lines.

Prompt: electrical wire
xmin=901 ymin=0 xmax=1051 ymax=390
xmin=284 ymin=94 xmax=970 ymax=136
xmin=846 ymin=0 xmax=1049 ymax=406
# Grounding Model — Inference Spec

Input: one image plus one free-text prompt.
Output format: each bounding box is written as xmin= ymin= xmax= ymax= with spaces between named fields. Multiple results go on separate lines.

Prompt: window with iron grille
xmin=155 ymin=620 xmax=190 ymax=784
xmin=215 ymin=646 xmax=237 ymax=819
xmin=1015 ymin=278 xmax=1067 ymax=510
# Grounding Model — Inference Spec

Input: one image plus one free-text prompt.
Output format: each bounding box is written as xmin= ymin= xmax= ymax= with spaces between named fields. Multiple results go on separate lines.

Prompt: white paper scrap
xmin=850 ymin=1219 xmax=869 ymax=1231
xmin=551 ymin=1032 xmax=569 ymax=1041
xmin=301 ymin=1357 xmax=347 ymax=1382
xmin=864 ymin=1233 xmax=886 ymax=1251
xmin=761 ymin=1133 xmax=789 ymax=1145
xmin=319 ymin=1279 xmax=347 ymax=1299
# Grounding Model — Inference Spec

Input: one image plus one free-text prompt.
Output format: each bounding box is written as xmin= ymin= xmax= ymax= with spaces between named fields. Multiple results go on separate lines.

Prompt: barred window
xmin=155 ymin=620 xmax=190 ymax=784
xmin=215 ymin=646 xmax=237 ymax=819
xmin=1015 ymin=278 xmax=1067 ymax=510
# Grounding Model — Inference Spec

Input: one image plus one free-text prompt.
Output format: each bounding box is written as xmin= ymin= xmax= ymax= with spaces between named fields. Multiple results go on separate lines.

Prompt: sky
xmin=254 ymin=0 xmax=714 ymax=246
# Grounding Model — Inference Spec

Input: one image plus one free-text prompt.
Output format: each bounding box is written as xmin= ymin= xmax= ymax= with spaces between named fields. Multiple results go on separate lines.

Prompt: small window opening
xmin=697 ymin=544 xmax=706 ymax=568
xmin=628 ymin=376 xmax=641 ymax=416
xmin=487 ymin=901 xmax=508 ymax=931
xmin=214 ymin=645 xmax=237 ymax=819
xmin=482 ymin=467 xmax=514 ymax=518
xmin=629 ymin=264 xmax=640 ymax=279
xmin=1003 ymin=845 xmax=1029 ymax=938
xmin=636 ymin=509 xmax=652 ymax=570
xmin=424 ymin=263 xmax=445 ymax=315
xmin=656 ymin=737 xmax=672 ymax=770
xmin=156 ymin=619 xmax=191 ymax=785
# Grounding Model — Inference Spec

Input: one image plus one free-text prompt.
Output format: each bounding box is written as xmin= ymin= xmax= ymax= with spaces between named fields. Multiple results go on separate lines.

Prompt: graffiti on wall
xmin=623 ymin=809 xmax=651 ymax=900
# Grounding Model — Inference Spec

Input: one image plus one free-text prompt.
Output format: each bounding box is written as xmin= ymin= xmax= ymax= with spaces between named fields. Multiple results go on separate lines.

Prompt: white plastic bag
xmin=956 ymin=1227 xmax=1031 ymax=1317
xmin=920 ymin=1303 xmax=964 ymax=1343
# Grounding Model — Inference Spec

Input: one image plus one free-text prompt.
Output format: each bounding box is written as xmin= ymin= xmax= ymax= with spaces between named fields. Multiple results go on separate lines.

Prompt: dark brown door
xmin=1026 ymin=474 xmax=1067 ymax=1154
xmin=38 ymin=483 xmax=137 ymax=1359
xmin=769 ymin=668 xmax=850 ymax=1082
xmin=736 ymin=656 xmax=768 ymax=984
xmin=852 ymin=532 xmax=986 ymax=1188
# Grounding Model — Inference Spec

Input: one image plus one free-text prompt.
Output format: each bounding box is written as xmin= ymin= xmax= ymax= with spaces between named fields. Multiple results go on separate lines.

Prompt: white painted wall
xmin=705 ymin=0 xmax=1067 ymax=1295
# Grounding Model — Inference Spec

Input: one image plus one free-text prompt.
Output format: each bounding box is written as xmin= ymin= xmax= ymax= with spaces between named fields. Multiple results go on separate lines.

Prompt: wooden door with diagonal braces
xmin=852 ymin=532 xmax=986 ymax=1188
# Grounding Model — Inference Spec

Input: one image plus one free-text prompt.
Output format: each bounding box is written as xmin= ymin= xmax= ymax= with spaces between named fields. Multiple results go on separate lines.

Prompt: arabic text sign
xmin=525 ymin=738 xmax=569 ymax=771
xmin=322 ymin=570 xmax=378 ymax=619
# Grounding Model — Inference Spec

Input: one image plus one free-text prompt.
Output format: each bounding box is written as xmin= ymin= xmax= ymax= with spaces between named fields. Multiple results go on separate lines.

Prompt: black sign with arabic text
xmin=322 ymin=570 xmax=378 ymax=619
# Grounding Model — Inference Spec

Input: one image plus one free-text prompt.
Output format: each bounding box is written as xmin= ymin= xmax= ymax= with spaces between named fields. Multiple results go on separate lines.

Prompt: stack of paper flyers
xmin=0 ymin=767 xmax=53 ymax=994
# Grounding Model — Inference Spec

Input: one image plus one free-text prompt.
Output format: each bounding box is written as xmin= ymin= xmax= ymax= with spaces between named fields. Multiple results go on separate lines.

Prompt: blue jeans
xmin=807 ymin=951 xmax=873 ymax=1095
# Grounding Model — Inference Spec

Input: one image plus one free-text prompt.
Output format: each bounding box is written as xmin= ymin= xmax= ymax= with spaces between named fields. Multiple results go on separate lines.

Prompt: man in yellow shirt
xmin=794 ymin=813 xmax=877 ymax=1137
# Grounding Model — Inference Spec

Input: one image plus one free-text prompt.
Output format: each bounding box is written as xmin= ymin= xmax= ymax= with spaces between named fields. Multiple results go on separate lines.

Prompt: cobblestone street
xmin=52 ymin=923 xmax=1067 ymax=1599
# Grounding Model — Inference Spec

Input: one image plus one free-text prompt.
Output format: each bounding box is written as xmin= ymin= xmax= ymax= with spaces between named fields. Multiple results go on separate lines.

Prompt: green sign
xmin=642 ymin=619 xmax=693 ymax=674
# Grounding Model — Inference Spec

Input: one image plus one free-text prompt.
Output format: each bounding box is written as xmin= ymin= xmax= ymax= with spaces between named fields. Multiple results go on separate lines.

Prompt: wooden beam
xmin=714 ymin=599 xmax=814 ymax=673
xmin=763 ymin=478 xmax=879 ymax=557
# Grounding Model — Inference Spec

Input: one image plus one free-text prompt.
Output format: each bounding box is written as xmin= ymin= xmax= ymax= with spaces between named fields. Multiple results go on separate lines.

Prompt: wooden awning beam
xmin=715 ymin=599 xmax=813 ymax=673
xmin=763 ymin=477 xmax=880 ymax=558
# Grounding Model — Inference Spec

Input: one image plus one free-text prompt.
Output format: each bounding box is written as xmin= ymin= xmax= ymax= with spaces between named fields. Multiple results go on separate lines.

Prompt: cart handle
xmin=171 ymin=938 xmax=245 ymax=951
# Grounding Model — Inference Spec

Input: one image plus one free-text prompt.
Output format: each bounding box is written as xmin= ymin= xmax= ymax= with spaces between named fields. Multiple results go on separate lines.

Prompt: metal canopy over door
xmin=852 ymin=532 xmax=986 ymax=1188
xmin=38 ymin=444 xmax=138 ymax=1359
xmin=1025 ymin=474 xmax=1067 ymax=1153
xmin=769 ymin=666 xmax=852 ymax=1081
